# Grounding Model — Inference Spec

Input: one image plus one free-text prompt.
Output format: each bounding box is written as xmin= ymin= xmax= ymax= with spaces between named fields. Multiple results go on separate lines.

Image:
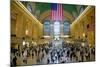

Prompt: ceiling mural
xmin=21 ymin=1 xmax=87 ymax=23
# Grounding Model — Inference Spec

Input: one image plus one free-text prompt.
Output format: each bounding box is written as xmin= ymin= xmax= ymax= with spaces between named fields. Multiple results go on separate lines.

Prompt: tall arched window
xmin=54 ymin=21 xmax=60 ymax=36
xmin=63 ymin=21 xmax=70 ymax=35
xmin=27 ymin=4 xmax=32 ymax=13
xmin=44 ymin=20 xmax=50 ymax=36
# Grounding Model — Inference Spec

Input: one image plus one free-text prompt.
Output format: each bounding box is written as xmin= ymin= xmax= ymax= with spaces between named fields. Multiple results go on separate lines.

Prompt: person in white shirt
xmin=23 ymin=50 xmax=27 ymax=64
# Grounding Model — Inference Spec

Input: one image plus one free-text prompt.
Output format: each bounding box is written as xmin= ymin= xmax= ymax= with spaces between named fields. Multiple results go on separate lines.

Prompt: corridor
xmin=11 ymin=0 xmax=95 ymax=66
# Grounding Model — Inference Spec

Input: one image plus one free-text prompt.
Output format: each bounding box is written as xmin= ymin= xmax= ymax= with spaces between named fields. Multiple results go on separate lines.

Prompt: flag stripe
xmin=51 ymin=4 xmax=63 ymax=21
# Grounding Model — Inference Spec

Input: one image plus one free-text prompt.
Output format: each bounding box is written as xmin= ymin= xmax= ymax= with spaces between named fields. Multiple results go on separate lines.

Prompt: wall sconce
xmin=83 ymin=33 xmax=85 ymax=37
xmin=23 ymin=40 xmax=25 ymax=46
xmin=25 ymin=29 xmax=28 ymax=35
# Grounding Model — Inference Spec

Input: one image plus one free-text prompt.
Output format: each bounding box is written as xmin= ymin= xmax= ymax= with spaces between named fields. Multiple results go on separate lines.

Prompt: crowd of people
xmin=46 ymin=42 xmax=95 ymax=64
xmin=11 ymin=41 xmax=95 ymax=66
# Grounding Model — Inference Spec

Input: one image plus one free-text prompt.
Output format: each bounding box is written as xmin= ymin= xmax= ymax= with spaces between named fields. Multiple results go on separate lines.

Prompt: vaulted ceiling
xmin=35 ymin=3 xmax=78 ymax=15
xmin=21 ymin=1 xmax=87 ymax=23
xmin=34 ymin=2 xmax=87 ymax=16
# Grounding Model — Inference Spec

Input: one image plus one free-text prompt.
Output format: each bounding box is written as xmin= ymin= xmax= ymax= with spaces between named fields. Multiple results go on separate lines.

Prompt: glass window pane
xmin=63 ymin=21 xmax=70 ymax=35
xmin=44 ymin=20 xmax=50 ymax=35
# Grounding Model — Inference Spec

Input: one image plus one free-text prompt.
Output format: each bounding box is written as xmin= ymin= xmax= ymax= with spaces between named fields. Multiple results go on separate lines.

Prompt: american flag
xmin=51 ymin=3 xmax=63 ymax=21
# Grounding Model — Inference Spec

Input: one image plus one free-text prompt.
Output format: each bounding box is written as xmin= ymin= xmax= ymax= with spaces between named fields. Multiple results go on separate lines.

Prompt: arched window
xmin=44 ymin=20 xmax=50 ymax=36
xmin=79 ymin=6 xmax=87 ymax=14
xmin=27 ymin=4 xmax=32 ymax=13
xmin=54 ymin=21 xmax=60 ymax=36
xmin=63 ymin=21 xmax=70 ymax=35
